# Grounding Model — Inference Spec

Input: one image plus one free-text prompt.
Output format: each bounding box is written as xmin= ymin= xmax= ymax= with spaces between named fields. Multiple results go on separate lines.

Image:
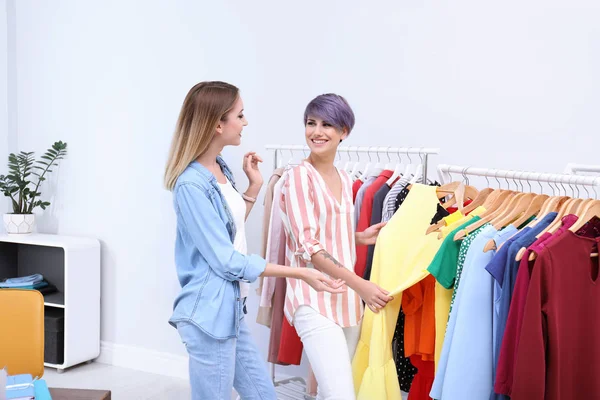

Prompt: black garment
xmin=430 ymin=203 xmax=450 ymax=225
xmin=393 ymin=306 xmax=418 ymax=392
xmin=363 ymin=183 xmax=391 ymax=280
xmin=394 ymin=186 xmax=410 ymax=213
xmin=392 ymin=181 xmax=444 ymax=393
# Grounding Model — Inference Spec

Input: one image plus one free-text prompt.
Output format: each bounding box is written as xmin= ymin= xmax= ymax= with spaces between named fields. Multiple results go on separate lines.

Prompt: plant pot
xmin=3 ymin=213 xmax=35 ymax=234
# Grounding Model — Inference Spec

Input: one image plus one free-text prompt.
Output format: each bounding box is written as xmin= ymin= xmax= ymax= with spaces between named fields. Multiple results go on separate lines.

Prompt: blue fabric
xmin=6 ymin=374 xmax=34 ymax=399
xmin=169 ymin=157 xmax=267 ymax=339
xmin=33 ymin=379 xmax=52 ymax=400
xmin=0 ymin=274 xmax=44 ymax=288
xmin=490 ymin=212 xmax=557 ymax=400
xmin=176 ymin=319 xmax=276 ymax=400
xmin=431 ymin=224 xmax=497 ymax=399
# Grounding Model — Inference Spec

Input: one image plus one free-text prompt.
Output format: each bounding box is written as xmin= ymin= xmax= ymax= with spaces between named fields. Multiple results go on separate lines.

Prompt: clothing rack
xmin=265 ymin=145 xmax=440 ymax=182
xmin=564 ymin=163 xmax=600 ymax=175
xmin=438 ymin=164 xmax=600 ymax=198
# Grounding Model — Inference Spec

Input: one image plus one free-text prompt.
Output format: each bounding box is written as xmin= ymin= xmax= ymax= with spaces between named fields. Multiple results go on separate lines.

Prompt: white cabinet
xmin=0 ymin=233 xmax=100 ymax=373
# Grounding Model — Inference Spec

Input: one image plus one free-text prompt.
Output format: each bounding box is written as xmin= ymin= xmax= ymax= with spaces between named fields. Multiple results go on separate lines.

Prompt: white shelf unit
xmin=0 ymin=233 xmax=100 ymax=373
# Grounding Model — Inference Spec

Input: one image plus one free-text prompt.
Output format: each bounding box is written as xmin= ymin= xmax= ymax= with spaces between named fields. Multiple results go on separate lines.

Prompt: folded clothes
xmin=0 ymin=274 xmax=44 ymax=288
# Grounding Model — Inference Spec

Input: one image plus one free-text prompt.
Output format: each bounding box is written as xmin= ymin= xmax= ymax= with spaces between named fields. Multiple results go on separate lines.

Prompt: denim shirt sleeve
xmin=175 ymin=182 xmax=267 ymax=283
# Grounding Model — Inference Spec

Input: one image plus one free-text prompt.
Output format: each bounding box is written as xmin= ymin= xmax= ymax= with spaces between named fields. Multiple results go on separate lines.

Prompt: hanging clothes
xmin=355 ymin=170 xmax=394 ymax=277
xmin=353 ymin=178 xmax=364 ymax=202
xmin=352 ymin=184 xmax=443 ymax=400
xmin=364 ymin=181 xmax=396 ymax=280
xmin=494 ymin=214 xmax=578 ymax=396
xmin=511 ymin=224 xmax=600 ymax=400
xmin=354 ymin=176 xmax=377 ymax=228
xmin=430 ymin=223 xmax=512 ymax=399
xmin=257 ymin=168 xmax=286 ymax=327
xmin=489 ymin=212 xmax=558 ymax=400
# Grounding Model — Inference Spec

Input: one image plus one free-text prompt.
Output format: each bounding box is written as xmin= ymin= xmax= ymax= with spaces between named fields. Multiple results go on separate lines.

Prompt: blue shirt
xmin=431 ymin=224 xmax=497 ymax=399
xmin=169 ymin=157 xmax=267 ymax=339
xmin=490 ymin=212 xmax=557 ymax=400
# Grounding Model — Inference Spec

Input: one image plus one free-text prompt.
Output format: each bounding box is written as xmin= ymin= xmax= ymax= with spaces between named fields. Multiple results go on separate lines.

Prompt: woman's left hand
xmin=243 ymin=152 xmax=264 ymax=187
xmin=358 ymin=221 xmax=387 ymax=246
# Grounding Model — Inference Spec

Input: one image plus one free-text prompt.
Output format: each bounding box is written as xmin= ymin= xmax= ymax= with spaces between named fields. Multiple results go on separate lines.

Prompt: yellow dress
xmin=352 ymin=184 xmax=444 ymax=400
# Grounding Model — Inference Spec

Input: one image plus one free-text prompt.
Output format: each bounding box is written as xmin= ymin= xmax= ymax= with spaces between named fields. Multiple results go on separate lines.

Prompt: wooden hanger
xmin=453 ymin=191 xmax=516 ymax=241
xmin=526 ymin=200 xmax=593 ymax=261
xmin=482 ymin=193 xmax=532 ymax=252
xmin=569 ymin=200 xmax=600 ymax=233
xmin=443 ymin=185 xmax=479 ymax=210
xmin=540 ymin=197 xmax=580 ymax=235
xmin=461 ymin=187 xmax=494 ymax=215
xmin=511 ymin=194 xmax=548 ymax=229
xmin=511 ymin=194 xmax=547 ymax=261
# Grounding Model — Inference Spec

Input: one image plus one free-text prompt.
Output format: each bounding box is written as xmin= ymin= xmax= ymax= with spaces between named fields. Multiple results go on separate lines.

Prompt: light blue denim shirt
xmin=169 ymin=156 xmax=267 ymax=339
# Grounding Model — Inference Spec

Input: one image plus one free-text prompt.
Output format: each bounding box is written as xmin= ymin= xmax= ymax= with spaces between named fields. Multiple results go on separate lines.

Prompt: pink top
xmin=280 ymin=161 xmax=363 ymax=327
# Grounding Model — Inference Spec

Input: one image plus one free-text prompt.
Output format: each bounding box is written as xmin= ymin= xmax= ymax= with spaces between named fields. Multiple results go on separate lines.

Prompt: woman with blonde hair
xmin=165 ymin=81 xmax=345 ymax=400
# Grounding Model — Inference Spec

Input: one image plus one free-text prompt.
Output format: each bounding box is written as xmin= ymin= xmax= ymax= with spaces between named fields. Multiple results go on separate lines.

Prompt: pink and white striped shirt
xmin=280 ymin=160 xmax=363 ymax=328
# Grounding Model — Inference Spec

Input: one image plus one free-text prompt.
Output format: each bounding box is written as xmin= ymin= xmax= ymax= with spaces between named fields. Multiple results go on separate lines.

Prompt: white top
xmin=218 ymin=178 xmax=250 ymax=299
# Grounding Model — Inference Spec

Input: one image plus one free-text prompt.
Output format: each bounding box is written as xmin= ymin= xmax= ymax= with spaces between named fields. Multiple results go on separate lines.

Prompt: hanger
xmin=568 ymin=199 xmax=600 ymax=233
xmin=368 ymin=147 xmax=384 ymax=178
xmin=511 ymin=194 xmax=548 ymax=228
xmin=483 ymin=193 xmax=535 ymax=252
xmin=409 ymin=149 xmax=424 ymax=185
xmin=402 ymin=150 xmax=415 ymax=183
xmin=386 ymin=149 xmax=404 ymax=187
xmin=358 ymin=148 xmax=373 ymax=182
xmin=424 ymin=182 xmax=467 ymax=235
xmin=342 ymin=147 xmax=354 ymax=173
xmin=453 ymin=190 xmax=516 ymax=241
xmin=349 ymin=147 xmax=362 ymax=180
xmin=461 ymin=172 xmax=494 ymax=214
xmin=383 ymin=147 xmax=394 ymax=171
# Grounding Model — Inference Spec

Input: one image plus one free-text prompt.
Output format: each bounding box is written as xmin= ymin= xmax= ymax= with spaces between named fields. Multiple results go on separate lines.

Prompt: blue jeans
xmin=177 ymin=319 xmax=277 ymax=400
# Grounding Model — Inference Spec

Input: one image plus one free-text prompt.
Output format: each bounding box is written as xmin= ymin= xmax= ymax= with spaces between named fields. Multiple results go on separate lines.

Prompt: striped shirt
xmin=280 ymin=161 xmax=363 ymax=327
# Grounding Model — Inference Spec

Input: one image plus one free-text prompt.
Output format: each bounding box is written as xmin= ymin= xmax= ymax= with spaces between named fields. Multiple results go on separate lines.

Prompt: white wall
xmin=11 ymin=0 xmax=600 ymax=379
xmin=0 ymin=0 xmax=7 ymax=213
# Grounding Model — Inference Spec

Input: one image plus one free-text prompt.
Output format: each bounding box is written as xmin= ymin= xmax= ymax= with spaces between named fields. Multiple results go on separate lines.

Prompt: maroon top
xmin=495 ymin=215 xmax=578 ymax=395
xmin=511 ymin=225 xmax=600 ymax=400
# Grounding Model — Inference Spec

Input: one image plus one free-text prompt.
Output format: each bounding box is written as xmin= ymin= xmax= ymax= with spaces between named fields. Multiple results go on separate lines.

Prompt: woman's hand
xmin=243 ymin=152 xmax=264 ymax=188
xmin=357 ymin=221 xmax=387 ymax=246
xmin=300 ymin=269 xmax=347 ymax=294
xmin=356 ymin=280 xmax=393 ymax=313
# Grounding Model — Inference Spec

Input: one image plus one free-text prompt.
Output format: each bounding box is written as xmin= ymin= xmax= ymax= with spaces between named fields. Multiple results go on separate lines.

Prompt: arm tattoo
xmin=319 ymin=251 xmax=345 ymax=268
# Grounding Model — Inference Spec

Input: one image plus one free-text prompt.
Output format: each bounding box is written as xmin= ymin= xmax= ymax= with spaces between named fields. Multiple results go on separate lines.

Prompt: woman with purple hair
xmin=279 ymin=93 xmax=393 ymax=399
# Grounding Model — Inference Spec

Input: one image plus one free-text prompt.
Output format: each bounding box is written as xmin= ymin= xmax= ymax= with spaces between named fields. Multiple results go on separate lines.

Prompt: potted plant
xmin=0 ymin=141 xmax=68 ymax=234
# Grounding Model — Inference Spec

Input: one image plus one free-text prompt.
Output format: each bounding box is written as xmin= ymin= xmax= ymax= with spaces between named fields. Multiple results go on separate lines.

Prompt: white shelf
xmin=0 ymin=233 xmax=100 ymax=373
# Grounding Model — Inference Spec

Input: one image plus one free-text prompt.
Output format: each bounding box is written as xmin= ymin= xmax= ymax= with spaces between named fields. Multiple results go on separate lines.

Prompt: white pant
xmin=293 ymin=306 xmax=361 ymax=400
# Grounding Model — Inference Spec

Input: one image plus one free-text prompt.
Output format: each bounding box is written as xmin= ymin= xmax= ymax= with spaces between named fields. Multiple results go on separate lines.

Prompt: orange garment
xmin=402 ymin=275 xmax=436 ymax=362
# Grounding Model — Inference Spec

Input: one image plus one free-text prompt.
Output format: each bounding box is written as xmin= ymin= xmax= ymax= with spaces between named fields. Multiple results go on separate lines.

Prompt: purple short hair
xmin=303 ymin=93 xmax=355 ymax=134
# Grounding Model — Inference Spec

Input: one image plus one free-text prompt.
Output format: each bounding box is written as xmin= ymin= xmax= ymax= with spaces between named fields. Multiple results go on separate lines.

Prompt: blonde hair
xmin=164 ymin=81 xmax=240 ymax=190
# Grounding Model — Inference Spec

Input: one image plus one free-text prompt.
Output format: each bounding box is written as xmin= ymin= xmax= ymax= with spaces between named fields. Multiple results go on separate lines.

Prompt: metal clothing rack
xmin=257 ymin=144 xmax=438 ymax=400
xmin=438 ymin=164 xmax=600 ymax=199
xmin=265 ymin=145 xmax=440 ymax=182
xmin=564 ymin=163 xmax=600 ymax=175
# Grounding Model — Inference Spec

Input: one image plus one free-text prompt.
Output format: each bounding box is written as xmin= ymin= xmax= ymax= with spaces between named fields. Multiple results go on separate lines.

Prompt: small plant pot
xmin=3 ymin=213 xmax=35 ymax=234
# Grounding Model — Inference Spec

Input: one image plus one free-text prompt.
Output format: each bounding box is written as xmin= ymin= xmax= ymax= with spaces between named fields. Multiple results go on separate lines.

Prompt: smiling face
xmin=305 ymin=116 xmax=348 ymax=156
xmin=217 ymin=96 xmax=248 ymax=146
xmin=302 ymin=94 xmax=355 ymax=158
